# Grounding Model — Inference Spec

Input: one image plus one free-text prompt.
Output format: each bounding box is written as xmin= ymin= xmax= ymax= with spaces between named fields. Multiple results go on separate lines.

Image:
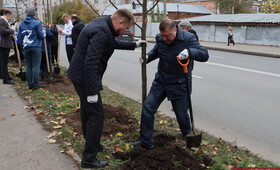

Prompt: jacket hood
xmin=24 ymin=17 xmax=36 ymax=24
xmin=73 ymin=18 xmax=83 ymax=25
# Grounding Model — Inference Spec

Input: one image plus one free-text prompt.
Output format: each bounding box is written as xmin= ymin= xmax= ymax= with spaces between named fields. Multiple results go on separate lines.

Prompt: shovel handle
xmin=13 ymin=33 xmax=22 ymax=69
xmin=44 ymin=37 xmax=51 ymax=73
xmin=176 ymin=56 xmax=190 ymax=73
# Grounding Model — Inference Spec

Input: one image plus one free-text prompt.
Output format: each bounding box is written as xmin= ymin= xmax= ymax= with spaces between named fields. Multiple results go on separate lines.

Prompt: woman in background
xmin=227 ymin=26 xmax=235 ymax=46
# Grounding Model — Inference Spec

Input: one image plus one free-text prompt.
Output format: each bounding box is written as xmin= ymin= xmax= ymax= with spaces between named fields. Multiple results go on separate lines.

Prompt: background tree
xmin=214 ymin=0 xmax=254 ymax=14
xmin=257 ymin=0 xmax=280 ymax=13
xmin=150 ymin=5 xmax=164 ymax=22
xmin=52 ymin=0 xmax=98 ymax=24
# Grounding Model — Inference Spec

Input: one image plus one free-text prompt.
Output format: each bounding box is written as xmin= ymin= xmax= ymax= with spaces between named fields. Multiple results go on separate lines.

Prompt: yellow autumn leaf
xmin=159 ymin=120 xmax=164 ymax=124
xmin=53 ymin=125 xmax=62 ymax=129
xmin=67 ymin=149 xmax=74 ymax=155
xmin=50 ymin=120 xmax=58 ymax=124
xmin=48 ymin=139 xmax=56 ymax=143
xmin=24 ymin=106 xmax=30 ymax=109
xmin=59 ymin=119 xmax=66 ymax=125
xmin=117 ymin=132 xmax=123 ymax=137
xmin=125 ymin=143 xmax=130 ymax=151
xmin=36 ymin=110 xmax=43 ymax=115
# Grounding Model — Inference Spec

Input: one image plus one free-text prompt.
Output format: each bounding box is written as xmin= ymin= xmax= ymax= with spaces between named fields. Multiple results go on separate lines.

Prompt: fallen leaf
xmin=115 ymin=147 xmax=124 ymax=153
xmin=36 ymin=110 xmax=43 ymax=115
xmin=160 ymin=115 xmax=167 ymax=118
xmin=200 ymin=164 xmax=205 ymax=167
xmin=159 ymin=120 xmax=164 ymax=124
xmin=117 ymin=132 xmax=123 ymax=137
xmin=228 ymin=165 xmax=234 ymax=169
xmin=48 ymin=139 xmax=56 ymax=143
xmin=164 ymin=120 xmax=167 ymax=123
xmin=59 ymin=119 xmax=66 ymax=125
xmin=66 ymin=149 xmax=74 ymax=155
xmin=69 ymin=98 xmax=74 ymax=101
xmin=57 ymin=132 xmax=62 ymax=135
xmin=57 ymin=104 xmax=62 ymax=107
xmin=53 ymin=125 xmax=62 ymax=129
xmin=10 ymin=96 xmax=16 ymax=98
xmin=248 ymin=163 xmax=256 ymax=168
xmin=68 ymin=129 xmax=74 ymax=133
xmin=212 ymin=151 xmax=217 ymax=155
xmin=105 ymin=155 xmax=110 ymax=159
xmin=24 ymin=106 xmax=30 ymax=109
xmin=125 ymin=143 xmax=130 ymax=151
xmin=110 ymin=134 xmax=113 ymax=137
xmin=47 ymin=132 xmax=57 ymax=138
xmin=227 ymin=148 xmax=231 ymax=151
xmin=11 ymin=113 xmax=16 ymax=116
xmin=60 ymin=150 xmax=65 ymax=153
xmin=58 ymin=112 xmax=65 ymax=115
xmin=50 ymin=120 xmax=58 ymax=124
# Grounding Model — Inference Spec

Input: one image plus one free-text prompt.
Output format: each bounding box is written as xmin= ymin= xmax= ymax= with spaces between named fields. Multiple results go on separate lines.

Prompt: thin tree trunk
xmin=0 ymin=0 xmax=3 ymax=8
xmin=15 ymin=0 xmax=20 ymax=21
xmin=141 ymin=0 xmax=148 ymax=103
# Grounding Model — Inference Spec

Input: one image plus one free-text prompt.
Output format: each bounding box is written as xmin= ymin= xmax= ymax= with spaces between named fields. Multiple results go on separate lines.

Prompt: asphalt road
xmin=59 ymin=41 xmax=280 ymax=164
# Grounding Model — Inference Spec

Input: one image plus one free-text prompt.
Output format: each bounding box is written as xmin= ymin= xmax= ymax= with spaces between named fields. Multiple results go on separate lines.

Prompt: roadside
xmin=0 ymin=83 xmax=78 ymax=170
xmin=136 ymin=37 xmax=280 ymax=58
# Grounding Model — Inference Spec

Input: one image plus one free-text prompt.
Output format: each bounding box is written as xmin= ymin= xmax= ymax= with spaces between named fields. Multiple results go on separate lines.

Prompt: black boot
xmin=81 ymin=158 xmax=108 ymax=168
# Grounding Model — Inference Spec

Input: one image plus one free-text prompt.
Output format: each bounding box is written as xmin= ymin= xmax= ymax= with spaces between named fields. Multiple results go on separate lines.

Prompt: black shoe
xmin=3 ymin=80 xmax=15 ymax=84
xmin=81 ymin=159 xmax=108 ymax=168
xmin=129 ymin=140 xmax=153 ymax=149
xmin=34 ymin=84 xmax=45 ymax=89
xmin=29 ymin=86 xmax=33 ymax=90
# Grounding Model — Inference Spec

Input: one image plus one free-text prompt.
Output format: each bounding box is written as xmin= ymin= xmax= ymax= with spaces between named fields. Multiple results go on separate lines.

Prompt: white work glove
xmin=178 ymin=49 xmax=189 ymax=60
xmin=139 ymin=55 xmax=148 ymax=64
xmin=136 ymin=39 xmax=147 ymax=48
xmin=87 ymin=95 xmax=98 ymax=103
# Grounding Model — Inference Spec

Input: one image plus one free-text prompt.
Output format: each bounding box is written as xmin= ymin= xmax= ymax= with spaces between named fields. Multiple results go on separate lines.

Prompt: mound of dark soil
xmin=43 ymin=75 xmax=76 ymax=95
xmin=115 ymin=134 xmax=215 ymax=170
xmin=63 ymin=104 xmax=139 ymax=139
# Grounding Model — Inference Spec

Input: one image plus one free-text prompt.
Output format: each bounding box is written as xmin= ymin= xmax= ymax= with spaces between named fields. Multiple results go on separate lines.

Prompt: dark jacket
xmin=188 ymin=29 xmax=199 ymax=41
xmin=0 ymin=18 xmax=14 ymax=49
xmin=50 ymin=25 xmax=58 ymax=47
xmin=147 ymin=25 xmax=209 ymax=100
xmin=72 ymin=18 xmax=85 ymax=48
xmin=18 ymin=16 xmax=45 ymax=49
xmin=67 ymin=16 xmax=136 ymax=96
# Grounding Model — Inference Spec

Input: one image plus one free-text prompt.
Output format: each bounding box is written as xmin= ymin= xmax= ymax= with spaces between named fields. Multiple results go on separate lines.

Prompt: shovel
xmin=43 ymin=37 xmax=52 ymax=81
xmin=177 ymin=57 xmax=202 ymax=148
xmin=54 ymin=33 xmax=61 ymax=75
xmin=14 ymin=33 xmax=26 ymax=81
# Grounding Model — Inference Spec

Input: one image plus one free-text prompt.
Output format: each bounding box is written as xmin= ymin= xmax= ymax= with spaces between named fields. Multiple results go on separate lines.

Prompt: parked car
xmin=116 ymin=29 xmax=134 ymax=42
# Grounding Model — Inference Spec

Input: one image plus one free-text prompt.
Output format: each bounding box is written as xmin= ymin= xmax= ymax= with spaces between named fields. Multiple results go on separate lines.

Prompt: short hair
xmin=0 ymin=8 xmax=6 ymax=16
xmin=3 ymin=10 xmax=12 ymax=16
xmin=71 ymin=14 xmax=78 ymax=20
xmin=228 ymin=26 xmax=233 ymax=31
xmin=179 ymin=20 xmax=192 ymax=30
xmin=112 ymin=8 xmax=134 ymax=25
xmin=159 ymin=19 xmax=176 ymax=31
xmin=62 ymin=14 xmax=69 ymax=19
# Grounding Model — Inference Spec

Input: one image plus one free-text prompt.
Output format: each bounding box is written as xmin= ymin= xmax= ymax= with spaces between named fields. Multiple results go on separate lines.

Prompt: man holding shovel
xmin=67 ymin=9 xmax=146 ymax=168
xmin=131 ymin=19 xmax=209 ymax=149
xmin=18 ymin=8 xmax=46 ymax=89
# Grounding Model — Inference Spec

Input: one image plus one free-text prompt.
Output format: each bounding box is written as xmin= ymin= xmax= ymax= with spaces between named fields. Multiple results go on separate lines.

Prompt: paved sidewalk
xmin=0 ymin=83 xmax=78 ymax=170
xmin=141 ymin=37 xmax=280 ymax=58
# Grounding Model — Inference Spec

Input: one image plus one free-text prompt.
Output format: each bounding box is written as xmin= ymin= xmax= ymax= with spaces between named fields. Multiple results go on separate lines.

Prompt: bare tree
xmin=0 ymin=0 xmax=3 ymax=8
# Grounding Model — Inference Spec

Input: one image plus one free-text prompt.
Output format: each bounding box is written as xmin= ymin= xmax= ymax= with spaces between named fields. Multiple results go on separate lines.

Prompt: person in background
xmin=130 ymin=19 xmax=209 ymax=149
xmin=18 ymin=8 xmax=46 ymax=89
xmin=58 ymin=14 xmax=73 ymax=63
xmin=227 ymin=26 xmax=235 ymax=46
xmin=0 ymin=9 xmax=15 ymax=84
xmin=50 ymin=24 xmax=58 ymax=65
xmin=67 ymin=9 xmax=146 ymax=169
xmin=179 ymin=20 xmax=199 ymax=41
xmin=0 ymin=8 xmax=7 ymax=81
xmin=40 ymin=24 xmax=53 ymax=81
xmin=70 ymin=14 xmax=84 ymax=51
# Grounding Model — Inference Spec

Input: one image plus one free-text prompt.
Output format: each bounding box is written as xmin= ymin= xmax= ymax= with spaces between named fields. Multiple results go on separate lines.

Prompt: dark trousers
xmin=51 ymin=46 xmax=58 ymax=64
xmin=0 ymin=47 xmax=11 ymax=81
xmin=66 ymin=45 xmax=74 ymax=64
xmin=228 ymin=36 xmax=235 ymax=46
xmin=140 ymin=87 xmax=191 ymax=147
xmin=72 ymin=80 xmax=104 ymax=162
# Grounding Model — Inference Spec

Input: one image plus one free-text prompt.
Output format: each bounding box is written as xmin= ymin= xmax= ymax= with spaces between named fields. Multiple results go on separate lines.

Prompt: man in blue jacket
xmin=18 ymin=8 xmax=46 ymax=89
xmin=67 ymin=9 xmax=146 ymax=168
xmin=132 ymin=19 xmax=209 ymax=149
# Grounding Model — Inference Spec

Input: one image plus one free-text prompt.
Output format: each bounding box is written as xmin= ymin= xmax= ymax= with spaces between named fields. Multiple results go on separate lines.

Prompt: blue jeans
xmin=24 ymin=47 xmax=42 ymax=88
xmin=140 ymin=90 xmax=191 ymax=147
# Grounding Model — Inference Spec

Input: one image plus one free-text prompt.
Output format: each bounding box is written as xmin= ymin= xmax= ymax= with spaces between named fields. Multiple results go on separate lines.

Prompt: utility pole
xmin=163 ymin=0 xmax=167 ymax=19
xmin=0 ymin=0 xmax=3 ymax=8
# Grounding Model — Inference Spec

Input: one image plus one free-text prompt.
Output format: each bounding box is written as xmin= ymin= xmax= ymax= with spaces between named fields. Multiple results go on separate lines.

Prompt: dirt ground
xmin=115 ymin=133 xmax=214 ymax=170
xmin=40 ymin=75 xmax=215 ymax=169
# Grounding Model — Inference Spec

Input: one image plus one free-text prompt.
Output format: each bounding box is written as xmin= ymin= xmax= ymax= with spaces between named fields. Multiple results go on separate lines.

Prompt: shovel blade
xmin=54 ymin=67 xmax=60 ymax=75
xmin=186 ymin=132 xmax=202 ymax=148
xmin=16 ymin=71 xmax=26 ymax=81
